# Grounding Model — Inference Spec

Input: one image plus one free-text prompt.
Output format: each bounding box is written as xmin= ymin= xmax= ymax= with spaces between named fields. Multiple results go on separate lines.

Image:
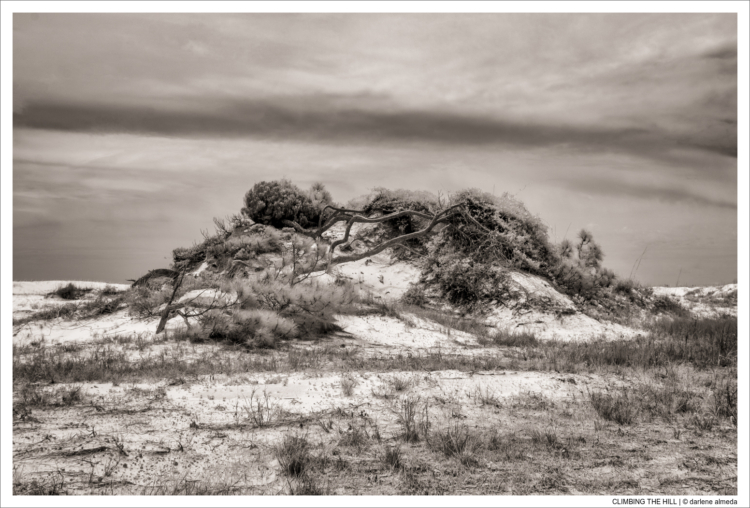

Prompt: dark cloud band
xmin=15 ymin=98 xmax=737 ymax=159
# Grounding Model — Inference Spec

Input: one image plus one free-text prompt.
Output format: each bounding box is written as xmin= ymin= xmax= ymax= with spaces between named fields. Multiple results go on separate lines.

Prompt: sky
xmin=11 ymin=12 xmax=739 ymax=286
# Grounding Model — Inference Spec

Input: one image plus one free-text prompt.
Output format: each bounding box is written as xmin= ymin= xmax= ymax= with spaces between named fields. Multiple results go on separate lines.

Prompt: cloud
xmin=702 ymin=43 xmax=737 ymax=60
xmin=565 ymin=176 xmax=737 ymax=210
xmin=13 ymin=96 xmax=737 ymax=159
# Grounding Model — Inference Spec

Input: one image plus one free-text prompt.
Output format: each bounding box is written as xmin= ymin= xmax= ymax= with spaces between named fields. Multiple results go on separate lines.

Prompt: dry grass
xmin=12 ymin=300 xmax=737 ymax=497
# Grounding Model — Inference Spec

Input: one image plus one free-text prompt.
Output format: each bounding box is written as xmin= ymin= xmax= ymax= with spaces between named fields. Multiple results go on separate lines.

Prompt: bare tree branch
xmin=328 ymin=203 xmax=465 ymax=265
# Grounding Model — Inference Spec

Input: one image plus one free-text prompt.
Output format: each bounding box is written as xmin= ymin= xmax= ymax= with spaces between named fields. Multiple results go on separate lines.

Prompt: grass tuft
xmin=589 ymin=389 xmax=638 ymax=425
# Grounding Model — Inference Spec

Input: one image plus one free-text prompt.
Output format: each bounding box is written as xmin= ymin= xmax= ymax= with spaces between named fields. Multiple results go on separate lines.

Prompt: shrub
xmin=60 ymin=385 xmax=85 ymax=406
xmin=13 ymin=303 xmax=79 ymax=326
xmin=423 ymin=252 xmax=513 ymax=308
xmin=100 ymin=285 xmax=124 ymax=296
xmin=228 ymin=277 xmax=359 ymax=339
xmin=614 ymin=278 xmax=636 ymax=295
xmin=82 ymin=295 xmax=124 ymax=316
xmin=242 ymin=180 xmax=322 ymax=228
xmin=575 ymin=229 xmax=603 ymax=269
xmin=386 ymin=374 xmax=412 ymax=392
xmin=550 ymin=261 xmax=598 ymax=300
xmin=595 ymin=268 xmax=616 ymax=288
xmin=418 ymin=188 xmax=601 ymax=307
xmin=20 ymin=384 xmax=50 ymax=407
xmin=652 ymin=295 xmax=690 ymax=317
xmin=50 ymin=283 xmax=90 ymax=300
xmin=224 ymin=229 xmax=283 ymax=258
xmin=441 ymin=189 xmax=557 ymax=274
xmin=172 ymin=230 xmax=227 ymax=270
xmin=197 ymin=309 xmax=297 ymax=348
xmin=338 ymin=422 xmax=370 ymax=450
xmin=547 ymin=228 xmax=617 ymax=300
xmin=401 ymin=285 xmax=428 ymax=307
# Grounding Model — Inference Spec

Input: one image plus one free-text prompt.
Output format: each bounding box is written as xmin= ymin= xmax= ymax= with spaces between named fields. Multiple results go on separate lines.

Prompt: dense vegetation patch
xmin=242 ymin=179 xmax=332 ymax=229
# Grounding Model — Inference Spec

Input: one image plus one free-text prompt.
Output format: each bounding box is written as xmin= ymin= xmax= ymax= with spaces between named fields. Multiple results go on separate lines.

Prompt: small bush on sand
xmin=401 ymin=285 xmax=428 ymax=307
xmin=613 ymin=278 xmax=636 ymax=295
xmin=81 ymin=295 xmax=125 ymax=316
xmin=60 ymin=385 xmax=85 ymax=406
xmin=652 ymin=295 xmax=690 ymax=317
xmin=20 ymin=384 xmax=50 ymax=407
xmin=224 ymin=228 xmax=283 ymax=258
xmin=424 ymin=253 xmax=513 ymax=308
xmin=228 ymin=277 xmax=359 ymax=339
xmin=100 ymin=285 xmax=125 ymax=296
xmin=172 ymin=235 xmax=222 ymax=270
xmin=196 ymin=309 xmax=297 ymax=348
xmin=275 ymin=435 xmax=312 ymax=478
xmin=50 ymin=283 xmax=91 ymax=300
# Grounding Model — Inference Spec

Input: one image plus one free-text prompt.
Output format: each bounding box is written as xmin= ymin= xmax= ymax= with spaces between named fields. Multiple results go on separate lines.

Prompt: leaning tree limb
xmin=279 ymin=201 xmax=477 ymax=268
xmin=279 ymin=205 xmax=368 ymax=239
xmin=281 ymin=212 xmax=351 ymax=238
xmin=327 ymin=203 xmax=465 ymax=265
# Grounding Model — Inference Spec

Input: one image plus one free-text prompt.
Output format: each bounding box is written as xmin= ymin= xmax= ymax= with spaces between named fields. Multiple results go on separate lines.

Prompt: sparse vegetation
xmin=590 ymin=389 xmax=639 ymax=425
xmin=392 ymin=395 xmax=424 ymax=443
xmin=382 ymin=445 xmax=403 ymax=470
xmin=11 ymin=180 xmax=737 ymax=496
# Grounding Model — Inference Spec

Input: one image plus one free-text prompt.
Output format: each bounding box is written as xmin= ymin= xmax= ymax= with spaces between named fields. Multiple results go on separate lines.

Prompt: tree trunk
xmin=155 ymin=272 xmax=185 ymax=334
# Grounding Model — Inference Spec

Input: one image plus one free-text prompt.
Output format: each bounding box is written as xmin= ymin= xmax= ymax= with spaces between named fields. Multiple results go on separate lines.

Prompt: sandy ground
xmin=331 ymin=252 xmax=422 ymax=301
xmin=11 ymin=276 xmax=737 ymax=495
xmin=11 ymin=364 xmax=615 ymax=493
xmin=13 ymin=281 xmax=131 ymax=316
